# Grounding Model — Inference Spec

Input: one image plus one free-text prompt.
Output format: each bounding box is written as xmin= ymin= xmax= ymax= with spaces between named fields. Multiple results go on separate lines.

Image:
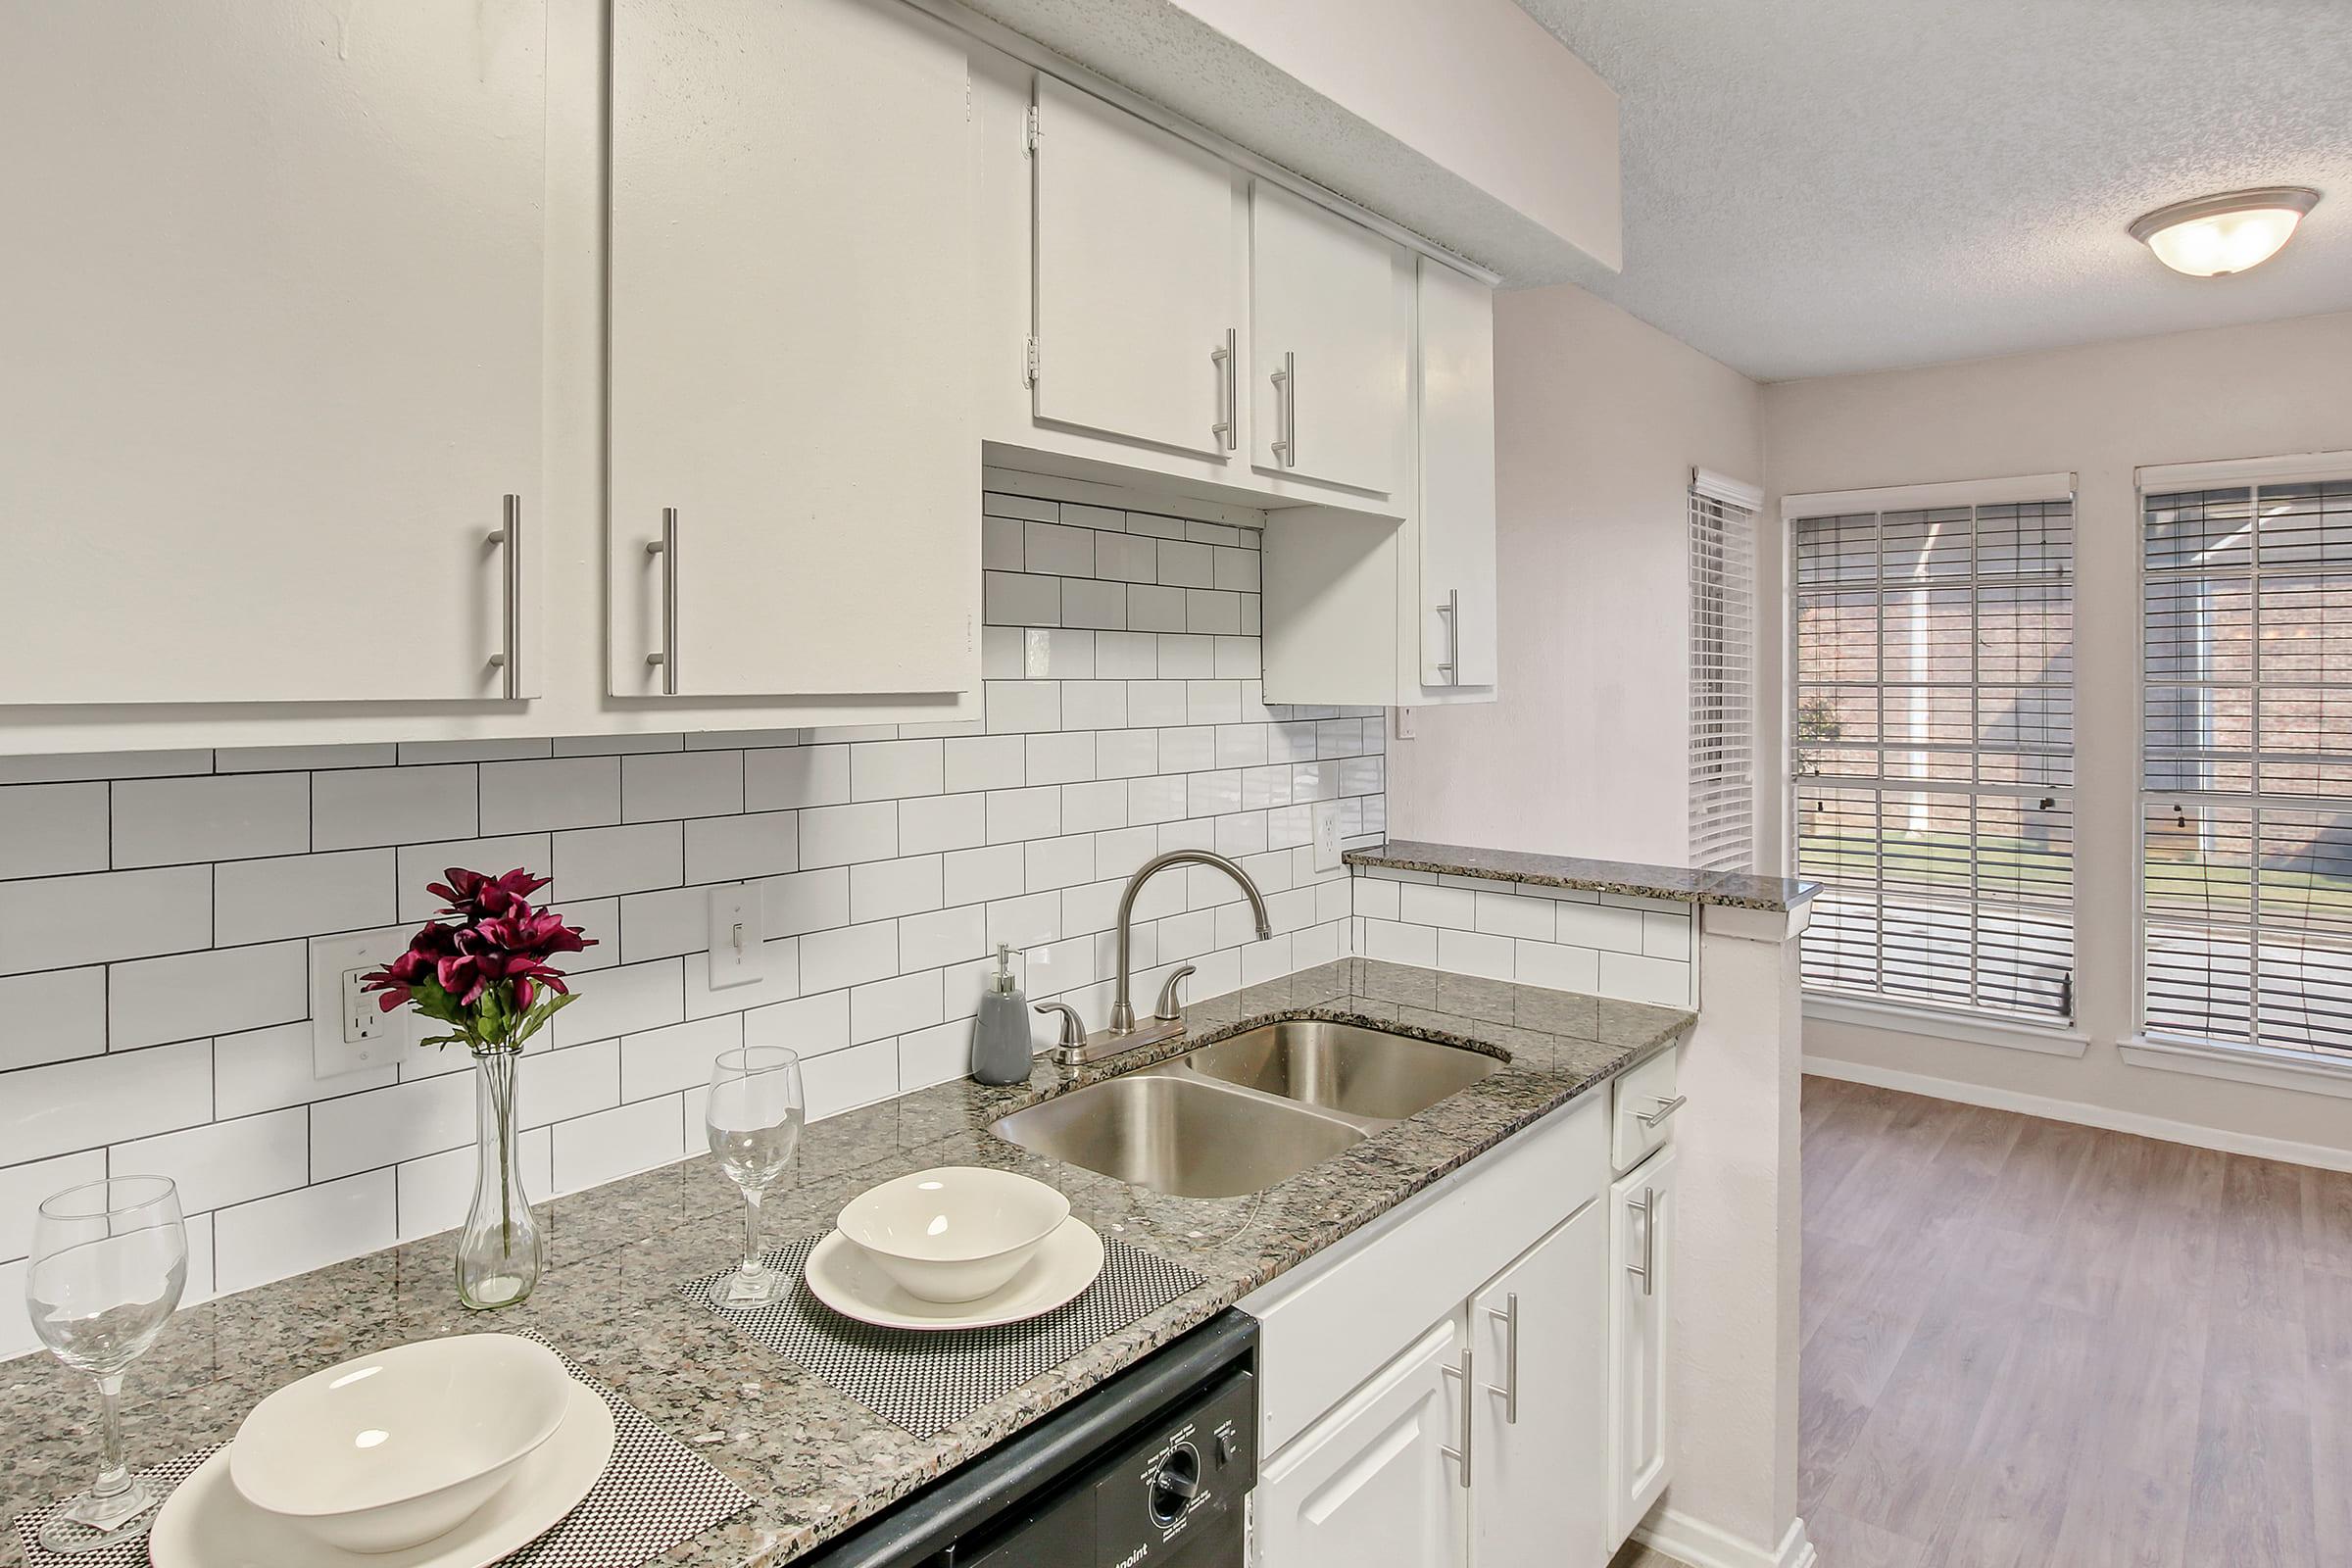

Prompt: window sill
xmin=1803 ymin=993 xmax=2089 ymax=1058
xmin=2121 ymin=1034 xmax=2352 ymax=1102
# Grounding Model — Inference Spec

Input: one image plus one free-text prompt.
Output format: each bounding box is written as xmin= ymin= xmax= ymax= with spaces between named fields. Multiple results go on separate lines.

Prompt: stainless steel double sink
xmin=990 ymin=1019 xmax=1500 ymax=1199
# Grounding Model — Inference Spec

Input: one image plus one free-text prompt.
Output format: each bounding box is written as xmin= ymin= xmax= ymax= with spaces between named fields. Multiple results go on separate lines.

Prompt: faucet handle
xmin=1153 ymin=964 xmax=1198 ymax=1023
xmin=1033 ymin=1001 xmax=1089 ymax=1062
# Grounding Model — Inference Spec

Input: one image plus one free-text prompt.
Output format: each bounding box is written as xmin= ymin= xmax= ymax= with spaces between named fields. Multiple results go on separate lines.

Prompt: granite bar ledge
xmin=1346 ymin=838 xmax=1819 ymax=912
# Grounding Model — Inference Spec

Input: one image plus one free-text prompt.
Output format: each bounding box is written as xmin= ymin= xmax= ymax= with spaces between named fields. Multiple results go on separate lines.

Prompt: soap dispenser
xmin=971 ymin=943 xmax=1033 ymax=1085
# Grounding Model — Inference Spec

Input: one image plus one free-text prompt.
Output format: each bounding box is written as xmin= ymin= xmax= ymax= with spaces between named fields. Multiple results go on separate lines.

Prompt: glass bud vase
xmin=457 ymin=1049 xmax=542 ymax=1310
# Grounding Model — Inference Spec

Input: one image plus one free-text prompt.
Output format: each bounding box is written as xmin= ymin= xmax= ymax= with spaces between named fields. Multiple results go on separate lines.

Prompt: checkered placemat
xmin=10 ymin=1336 xmax=751 ymax=1568
xmin=680 ymin=1231 xmax=1203 ymax=1439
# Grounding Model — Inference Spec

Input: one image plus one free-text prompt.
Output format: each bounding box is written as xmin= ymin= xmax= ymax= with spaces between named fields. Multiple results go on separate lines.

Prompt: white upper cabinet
xmin=0 ymin=0 xmax=547 ymax=706
xmin=1029 ymin=75 xmax=1245 ymax=464
xmin=1250 ymin=182 xmax=1412 ymax=498
xmin=609 ymin=0 xmax=977 ymax=699
xmin=1418 ymin=258 xmax=1499 ymax=689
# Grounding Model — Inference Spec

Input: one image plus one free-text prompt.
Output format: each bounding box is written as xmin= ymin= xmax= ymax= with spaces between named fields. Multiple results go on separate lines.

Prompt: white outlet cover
xmin=1393 ymin=707 xmax=1417 ymax=740
xmin=309 ymin=927 xmax=414 ymax=1080
xmin=1312 ymin=802 xmax=1344 ymax=871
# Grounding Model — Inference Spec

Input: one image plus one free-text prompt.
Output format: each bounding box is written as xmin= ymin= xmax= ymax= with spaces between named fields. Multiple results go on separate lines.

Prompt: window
xmin=2141 ymin=458 xmax=2352 ymax=1058
xmin=1788 ymin=476 xmax=2076 ymax=1021
xmin=1690 ymin=469 xmax=1761 ymax=872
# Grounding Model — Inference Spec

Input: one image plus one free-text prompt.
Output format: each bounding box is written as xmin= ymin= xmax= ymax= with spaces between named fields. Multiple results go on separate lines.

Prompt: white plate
xmin=802 ymin=1215 xmax=1104 ymax=1331
xmin=150 ymin=1380 xmax=615 ymax=1568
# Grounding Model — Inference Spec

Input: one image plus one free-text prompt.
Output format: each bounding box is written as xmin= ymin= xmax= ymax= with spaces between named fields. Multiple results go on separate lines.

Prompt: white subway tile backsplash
xmin=684 ymin=810 xmax=799 ymax=884
xmin=0 ymin=784 xmax=109 ymax=879
xmin=217 ymin=1019 xmax=394 ymax=1117
xmin=214 ymin=1170 xmax=396 ymax=1296
xmin=0 ymin=1151 xmax=106 ymax=1263
xmin=799 ymin=802 xmax=899 ymax=868
xmin=0 ymin=485 xmax=1375 ymax=1339
xmin=555 ymin=821 xmax=683 ymax=900
xmin=1399 ymin=882 xmax=1477 ymax=931
xmin=0 ymin=967 xmax=107 ymax=1071
xmin=215 ymin=850 xmax=394 ymax=945
xmin=1437 ymin=927 xmax=1515 ymax=982
xmin=800 ymin=920 xmax=899 ymax=995
xmin=623 ymin=751 xmax=743 ymax=822
xmin=115 ymin=1108 xmax=309 ymax=1216
xmin=3 ymin=1041 xmax=213 ymax=1164
xmin=1364 ymin=918 xmax=1438 ymax=967
xmin=744 ymin=744 xmax=851 ymax=810
xmin=551 ymin=1098 xmax=686 ymax=1195
xmin=1553 ymin=901 xmax=1648 ymax=955
xmin=1599 ymin=951 xmax=1695 ymax=1007
xmin=480 ymin=757 xmax=621 ymax=834
xmin=1475 ymin=890 xmax=1553 ymax=941
xmin=111 ymin=940 xmax=307 ymax=1051
xmin=313 ymin=765 xmax=476 ymax=851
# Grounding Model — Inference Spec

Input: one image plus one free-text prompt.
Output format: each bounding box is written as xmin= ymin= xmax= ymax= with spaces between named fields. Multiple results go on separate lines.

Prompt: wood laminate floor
xmin=1799 ymin=1076 xmax=2352 ymax=1568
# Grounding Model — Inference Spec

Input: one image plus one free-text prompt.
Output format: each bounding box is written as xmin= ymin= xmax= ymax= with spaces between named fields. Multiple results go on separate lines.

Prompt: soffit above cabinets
xmin=924 ymin=0 xmax=1622 ymax=284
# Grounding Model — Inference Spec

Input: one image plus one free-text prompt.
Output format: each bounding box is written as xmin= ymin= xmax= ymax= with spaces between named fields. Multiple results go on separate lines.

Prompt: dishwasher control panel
xmin=1093 ymin=1366 xmax=1255 ymax=1567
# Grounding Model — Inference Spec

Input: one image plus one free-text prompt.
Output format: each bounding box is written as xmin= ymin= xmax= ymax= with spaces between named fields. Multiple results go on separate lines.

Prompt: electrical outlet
xmin=310 ymin=928 xmax=411 ymax=1079
xmin=1393 ymin=707 xmax=1417 ymax=740
xmin=1313 ymin=802 xmax=1344 ymax=871
xmin=706 ymin=885 xmax=762 ymax=990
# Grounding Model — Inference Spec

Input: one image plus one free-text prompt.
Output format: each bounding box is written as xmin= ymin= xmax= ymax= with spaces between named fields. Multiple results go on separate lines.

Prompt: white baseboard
xmin=1635 ymin=1510 xmax=1816 ymax=1568
xmin=1802 ymin=1054 xmax=2352 ymax=1174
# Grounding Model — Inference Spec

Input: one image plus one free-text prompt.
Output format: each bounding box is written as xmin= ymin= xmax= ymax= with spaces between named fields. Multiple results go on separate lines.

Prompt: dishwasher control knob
xmin=1148 ymin=1443 xmax=1202 ymax=1526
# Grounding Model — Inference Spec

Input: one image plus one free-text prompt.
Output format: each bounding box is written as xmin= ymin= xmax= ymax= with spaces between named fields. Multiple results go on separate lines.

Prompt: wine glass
xmin=25 ymin=1175 xmax=189 ymax=1553
xmin=706 ymin=1046 xmax=805 ymax=1305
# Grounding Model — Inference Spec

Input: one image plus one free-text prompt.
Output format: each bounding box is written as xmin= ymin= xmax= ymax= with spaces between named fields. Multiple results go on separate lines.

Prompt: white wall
xmin=0 ymin=484 xmax=1378 ymax=1358
xmin=1764 ymin=308 xmax=2352 ymax=1166
xmin=1387 ymin=280 xmax=1764 ymax=865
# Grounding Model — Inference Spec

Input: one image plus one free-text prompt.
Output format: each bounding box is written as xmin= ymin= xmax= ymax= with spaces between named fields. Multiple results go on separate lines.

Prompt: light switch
xmin=706 ymin=885 xmax=762 ymax=990
xmin=1393 ymin=707 xmax=1417 ymax=740
xmin=1313 ymin=802 xmax=1343 ymax=871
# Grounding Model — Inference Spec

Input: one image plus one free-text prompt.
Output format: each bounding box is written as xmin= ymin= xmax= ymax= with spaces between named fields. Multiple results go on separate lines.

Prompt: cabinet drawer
xmin=1610 ymin=1046 xmax=1683 ymax=1174
xmin=1243 ymin=1093 xmax=1605 ymax=1454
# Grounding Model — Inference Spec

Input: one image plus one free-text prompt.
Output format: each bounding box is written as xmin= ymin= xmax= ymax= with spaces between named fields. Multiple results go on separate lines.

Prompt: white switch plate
xmin=706 ymin=885 xmax=762 ymax=990
xmin=1393 ymin=707 xmax=1417 ymax=740
xmin=310 ymin=927 xmax=412 ymax=1080
xmin=1312 ymin=802 xmax=1344 ymax=871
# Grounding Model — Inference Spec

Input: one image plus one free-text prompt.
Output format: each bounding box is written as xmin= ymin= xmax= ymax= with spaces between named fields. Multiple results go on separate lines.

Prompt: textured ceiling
xmin=1513 ymin=0 xmax=2352 ymax=380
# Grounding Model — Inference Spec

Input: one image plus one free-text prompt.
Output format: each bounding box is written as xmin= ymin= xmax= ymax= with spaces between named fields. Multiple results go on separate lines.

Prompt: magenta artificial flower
xmin=359 ymin=869 xmax=593 ymax=1049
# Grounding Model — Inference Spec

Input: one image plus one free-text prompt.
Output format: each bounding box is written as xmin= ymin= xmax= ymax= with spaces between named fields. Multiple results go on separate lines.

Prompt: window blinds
xmin=2142 ymin=475 xmax=2352 ymax=1057
xmin=1789 ymin=491 xmax=2077 ymax=1020
xmin=1690 ymin=474 xmax=1759 ymax=873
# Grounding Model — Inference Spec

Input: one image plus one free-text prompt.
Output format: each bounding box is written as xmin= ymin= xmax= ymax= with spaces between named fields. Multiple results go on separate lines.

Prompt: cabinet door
xmin=1257 ymin=1318 xmax=1468 ymax=1568
xmin=1472 ymin=1199 xmax=1609 ymax=1568
xmin=1250 ymin=182 xmax=1410 ymax=497
xmin=1031 ymin=76 xmax=1243 ymax=463
xmin=1607 ymin=1144 xmax=1680 ymax=1547
xmin=1417 ymin=259 xmax=1498 ymax=689
xmin=0 ymin=0 xmax=545 ymax=706
xmin=610 ymin=0 xmax=977 ymax=698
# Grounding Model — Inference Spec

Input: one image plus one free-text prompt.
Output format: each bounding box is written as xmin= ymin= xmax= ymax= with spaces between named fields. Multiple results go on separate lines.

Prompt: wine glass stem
xmin=740 ymin=1189 xmax=764 ymax=1277
xmin=90 ymin=1373 xmax=129 ymax=1500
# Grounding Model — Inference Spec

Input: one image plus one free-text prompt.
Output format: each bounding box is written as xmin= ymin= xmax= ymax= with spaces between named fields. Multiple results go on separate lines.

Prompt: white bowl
xmin=837 ymin=1167 xmax=1072 ymax=1303
xmin=229 ymin=1334 xmax=573 ymax=1553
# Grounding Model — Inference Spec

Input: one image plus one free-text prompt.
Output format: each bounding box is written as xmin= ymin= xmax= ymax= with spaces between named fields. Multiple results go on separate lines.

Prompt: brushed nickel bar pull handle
xmin=1485 ymin=1294 xmax=1519 ymax=1423
xmin=1439 ymin=1347 xmax=1474 ymax=1487
xmin=646 ymin=507 xmax=678 ymax=695
xmin=1210 ymin=328 xmax=1237 ymax=451
xmin=1268 ymin=351 xmax=1296 ymax=466
xmin=1637 ymin=1094 xmax=1689 ymax=1129
xmin=1435 ymin=588 xmax=1460 ymax=684
xmin=488 ymin=494 xmax=520 ymax=699
xmin=1626 ymin=1187 xmax=1657 ymax=1297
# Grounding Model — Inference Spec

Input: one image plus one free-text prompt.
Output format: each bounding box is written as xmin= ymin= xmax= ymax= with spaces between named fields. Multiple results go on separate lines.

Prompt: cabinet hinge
xmin=1024 ymin=103 xmax=1041 ymax=155
xmin=1024 ymin=336 xmax=1040 ymax=387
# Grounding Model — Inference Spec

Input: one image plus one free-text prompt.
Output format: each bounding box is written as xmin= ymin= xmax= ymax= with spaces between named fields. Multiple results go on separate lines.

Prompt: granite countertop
xmin=0 ymin=957 xmax=1692 ymax=1567
xmin=1347 ymin=837 xmax=1820 ymax=912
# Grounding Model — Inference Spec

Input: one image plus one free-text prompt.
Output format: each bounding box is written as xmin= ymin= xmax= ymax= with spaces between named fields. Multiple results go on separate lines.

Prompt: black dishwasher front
xmin=796 ymin=1310 xmax=1258 ymax=1568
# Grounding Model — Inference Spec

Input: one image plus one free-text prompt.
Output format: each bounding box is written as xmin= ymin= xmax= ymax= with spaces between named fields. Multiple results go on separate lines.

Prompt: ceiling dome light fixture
xmin=2129 ymin=186 xmax=2322 ymax=277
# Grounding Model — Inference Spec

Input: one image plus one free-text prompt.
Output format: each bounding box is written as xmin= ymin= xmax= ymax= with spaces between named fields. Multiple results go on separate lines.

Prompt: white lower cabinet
xmin=1607 ymin=1141 xmax=1680 ymax=1546
xmin=1473 ymin=1199 xmax=1610 ymax=1567
xmin=1256 ymin=1318 xmax=1469 ymax=1568
xmin=1246 ymin=1094 xmax=1633 ymax=1568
